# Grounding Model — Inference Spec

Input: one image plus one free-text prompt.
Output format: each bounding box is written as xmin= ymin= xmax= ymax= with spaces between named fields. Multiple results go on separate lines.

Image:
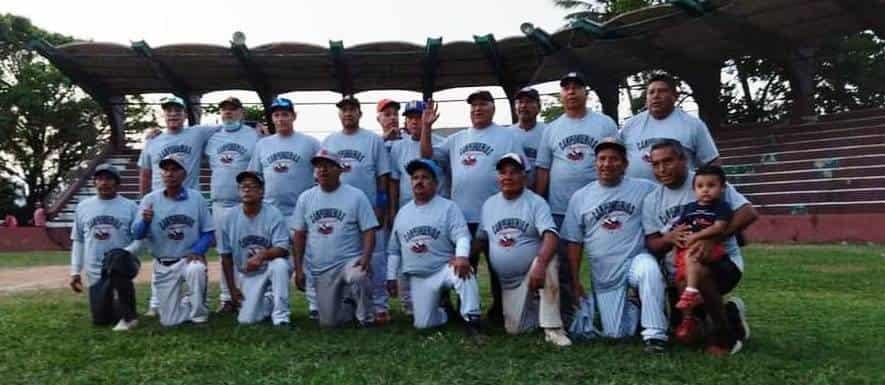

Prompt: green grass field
xmin=1 ymin=244 xmax=883 ymax=385
xmin=0 ymin=251 xmax=219 ymax=269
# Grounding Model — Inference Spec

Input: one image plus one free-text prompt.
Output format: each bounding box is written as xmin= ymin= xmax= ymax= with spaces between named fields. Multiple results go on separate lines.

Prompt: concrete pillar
xmin=786 ymin=47 xmax=817 ymax=123
xmin=591 ymin=77 xmax=620 ymax=124
xmin=681 ymin=64 xmax=724 ymax=131
xmin=104 ymin=95 xmax=126 ymax=150
xmin=186 ymin=94 xmax=203 ymax=126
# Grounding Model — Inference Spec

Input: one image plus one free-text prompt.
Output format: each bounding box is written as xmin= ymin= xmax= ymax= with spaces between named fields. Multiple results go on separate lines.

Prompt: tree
xmin=0 ymin=14 xmax=155 ymax=221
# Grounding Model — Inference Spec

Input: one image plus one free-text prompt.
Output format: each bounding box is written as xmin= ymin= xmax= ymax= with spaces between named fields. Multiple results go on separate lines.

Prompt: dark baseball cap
xmin=93 ymin=163 xmax=121 ymax=181
xmin=269 ymin=97 xmax=295 ymax=113
xmin=515 ymin=87 xmax=540 ymax=102
xmin=336 ymin=95 xmax=361 ymax=109
xmin=560 ymin=71 xmax=587 ymax=87
xmin=158 ymin=155 xmax=187 ymax=172
xmin=236 ymin=171 xmax=264 ymax=186
xmin=496 ymin=152 xmax=528 ymax=172
xmin=218 ymin=96 xmax=243 ymax=109
xmin=402 ymin=100 xmax=426 ymax=116
xmin=594 ymin=136 xmax=627 ymax=156
xmin=466 ymin=90 xmax=494 ymax=104
xmin=405 ymin=158 xmax=443 ymax=181
xmin=160 ymin=95 xmax=186 ymax=109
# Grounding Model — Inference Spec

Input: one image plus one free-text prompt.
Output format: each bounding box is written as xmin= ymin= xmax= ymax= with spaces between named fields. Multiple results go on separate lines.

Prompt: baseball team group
xmin=69 ymin=71 xmax=757 ymax=357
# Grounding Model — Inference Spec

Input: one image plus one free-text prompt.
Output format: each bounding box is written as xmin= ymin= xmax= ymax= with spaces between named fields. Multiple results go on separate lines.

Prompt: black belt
xmin=156 ymin=258 xmax=182 ymax=266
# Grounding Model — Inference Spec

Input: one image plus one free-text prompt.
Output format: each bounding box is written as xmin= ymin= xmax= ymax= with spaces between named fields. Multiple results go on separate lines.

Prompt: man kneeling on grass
xmin=69 ymin=164 xmax=143 ymax=331
xmin=218 ymin=171 xmax=293 ymax=327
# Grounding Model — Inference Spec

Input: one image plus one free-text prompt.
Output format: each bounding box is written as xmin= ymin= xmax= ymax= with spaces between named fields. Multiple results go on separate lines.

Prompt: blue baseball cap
xmin=405 ymin=158 xmax=443 ymax=181
xmin=269 ymin=97 xmax=295 ymax=113
xmin=402 ymin=100 xmax=426 ymax=116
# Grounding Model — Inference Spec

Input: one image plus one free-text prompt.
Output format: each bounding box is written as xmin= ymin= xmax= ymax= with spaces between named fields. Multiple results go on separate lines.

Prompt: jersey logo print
xmin=492 ymin=218 xmax=529 ymax=248
xmin=217 ymin=143 xmax=248 ymax=165
xmin=267 ymin=151 xmax=303 ymax=173
xmin=310 ymin=208 xmax=346 ymax=235
xmin=592 ymin=200 xmax=636 ymax=231
xmin=336 ymin=149 xmax=366 ymax=173
xmin=403 ymin=225 xmax=441 ymax=254
xmin=458 ymin=142 xmax=493 ymax=166
xmin=87 ymin=215 xmax=123 ymax=240
xmin=239 ymin=235 xmax=271 ymax=261
xmin=158 ymin=145 xmax=193 ymax=164
xmin=158 ymin=214 xmax=196 ymax=241
xmin=637 ymin=137 xmax=668 ymax=163
xmin=524 ymin=147 xmax=537 ymax=160
xmin=558 ymin=135 xmax=597 ymax=163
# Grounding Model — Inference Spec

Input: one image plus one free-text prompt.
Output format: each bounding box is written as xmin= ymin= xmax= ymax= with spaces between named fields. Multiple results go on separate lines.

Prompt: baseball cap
xmin=515 ymin=87 xmax=540 ymax=102
xmin=158 ymin=155 xmax=187 ymax=171
xmin=336 ymin=95 xmax=361 ymax=109
xmin=402 ymin=100 xmax=426 ymax=116
xmin=376 ymin=99 xmax=400 ymax=113
xmin=496 ymin=152 xmax=528 ymax=172
xmin=405 ymin=158 xmax=443 ymax=181
xmin=235 ymin=171 xmax=264 ymax=186
xmin=218 ymin=96 xmax=243 ymax=109
xmin=93 ymin=163 xmax=121 ymax=181
xmin=466 ymin=90 xmax=494 ymax=104
xmin=269 ymin=97 xmax=295 ymax=113
xmin=310 ymin=148 xmax=343 ymax=168
xmin=160 ymin=95 xmax=186 ymax=109
xmin=560 ymin=71 xmax=587 ymax=87
xmin=594 ymin=136 xmax=627 ymax=156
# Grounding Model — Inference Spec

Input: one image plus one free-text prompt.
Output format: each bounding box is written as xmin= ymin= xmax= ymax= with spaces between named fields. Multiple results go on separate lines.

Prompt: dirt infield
xmin=0 ymin=263 xmax=223 ymax=294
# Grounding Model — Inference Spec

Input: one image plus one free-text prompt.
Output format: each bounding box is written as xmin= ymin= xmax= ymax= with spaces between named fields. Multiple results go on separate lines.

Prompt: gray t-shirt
xmin=536 ymin=112 xmax=620 ymax=215
xmin=205 ymin=124 xmax=259 ymax=205
xmin=433 ymin=124 xmax=529 ymax=223
xmin=641 ymin=172 xmax=749 ymax=273
xmin=136 ymin=188 xmax=213 ymax=261
xmin=561 ymin=177 xmax=656 ymax=290
xmin=290 ymin=184 xmax=379 ymax=274
xmin=388 ymin=196 xmax=470 ymax=277
xmin=218 ymin=204 xmax=290 ymax=274
xmin=621 ymin=109 xmax=719 ymax=181
xmin=248 ymin=132 xmax=321 ymax=217
xmin=389 ymin=134 xmax=449 ymax=208
xmin=477 ymin=190 xmax=557 ymax=289
xmin=138 ymin=126 xmax=217 ymax=191
xmin=322 ymin=128 xmax=391 ymax=206
xmin=508 ymin=122 xmax=547 ymax=187
xmin=71 ymin=195 xmax=138 ymax=284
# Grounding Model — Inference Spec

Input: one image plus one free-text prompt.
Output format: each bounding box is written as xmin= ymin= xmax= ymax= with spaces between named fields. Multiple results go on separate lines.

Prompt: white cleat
xmin=112 ymin=318 xmax=138 ymax=332
xmin=191 ymin=316 xmax=209 ymax=324
xmin=544 ymin=328 xmax=573 ymax=347
xmin=144 ymin=307 xmax=158 ymax=317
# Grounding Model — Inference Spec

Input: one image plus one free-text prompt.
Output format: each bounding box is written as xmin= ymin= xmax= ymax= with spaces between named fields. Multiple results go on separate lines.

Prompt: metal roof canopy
xmin=29 ymin=0 xmax=883 ymax=134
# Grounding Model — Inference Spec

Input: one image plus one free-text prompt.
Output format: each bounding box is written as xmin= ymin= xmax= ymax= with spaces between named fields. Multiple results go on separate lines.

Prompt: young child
xmin=673 ymin=165 xmax=732 ymax=339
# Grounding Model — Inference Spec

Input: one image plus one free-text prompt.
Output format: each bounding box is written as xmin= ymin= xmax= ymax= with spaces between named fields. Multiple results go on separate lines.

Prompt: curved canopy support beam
xmin=474 ymin=34 xmax=519 ymax=123
xmin=230 ymin=41 xmax=276 ymax=127
xmin=329 ymin=40 xmax=354 ymax=96
xmin=422 ymin=37 xmax=442 ymax=101
xmin=132 ymin=40 xmax=201 ymax=125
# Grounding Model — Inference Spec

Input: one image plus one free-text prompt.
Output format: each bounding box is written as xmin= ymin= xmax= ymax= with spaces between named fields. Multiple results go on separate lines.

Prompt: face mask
xmin=221 ymin=121 xmax=240 ymax=131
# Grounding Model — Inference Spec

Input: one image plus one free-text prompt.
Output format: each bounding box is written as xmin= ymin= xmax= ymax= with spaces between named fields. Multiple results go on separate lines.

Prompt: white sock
xmin=685 ymin=287 xmax=699 ymax=293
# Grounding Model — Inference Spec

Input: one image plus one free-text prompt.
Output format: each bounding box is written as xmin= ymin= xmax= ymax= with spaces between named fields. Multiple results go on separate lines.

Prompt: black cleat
xmin=643 ymin=338 xmax=667 ymax=354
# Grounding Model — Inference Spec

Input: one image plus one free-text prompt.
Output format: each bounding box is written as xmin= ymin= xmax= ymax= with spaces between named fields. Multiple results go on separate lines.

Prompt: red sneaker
xmin=675 ymin=316 xmax=700 ymax=345
xmin=374 ymin=311 xmax=391 ymax=326
xmin=705 ymin=344 xmax=730 ymax=358
xmin=676 ymin=290 xmax=704 ymax=310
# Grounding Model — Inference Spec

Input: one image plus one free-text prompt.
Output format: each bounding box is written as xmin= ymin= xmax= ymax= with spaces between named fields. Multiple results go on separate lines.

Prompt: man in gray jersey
xmin=387 ymin=159 xmax=482 ymax=338
xmin=291 ymin=149 xmax=378 ymax=328
xmin=535 ymin=72 xmax=620 ymax=323
xmin=218 ymin=171 xmax=292 ymax=327
xmin=509 ymin=87 xmax=546 ymax=188
xmin=420 ymin=92 xmax=529 ymax=324
xmin=134 ymin=156 xmax=214 ymax=327
xmin=622 ymin=73 xmax=721 ymax=181
xmin=323 ymin=95 xmax=393 ymax=324
xmin=205 ymin=96 xmax=261 ymax=314
xmin=642 ymin=139 xmax=756 ymax=356
xmin=561 ymin=137 xmax=669 ymax=353
xmin=70 ymin=164 xmax=142 ymax=331
xmin=248 ymin=97 xmax=322 ymax=318
xmin=476 ymin=153 xmax=570 ymax=346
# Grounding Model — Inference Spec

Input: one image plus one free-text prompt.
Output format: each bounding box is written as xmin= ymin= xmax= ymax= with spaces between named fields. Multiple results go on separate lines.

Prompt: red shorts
xmin=674 ymin=243 xmax=726 ymax=283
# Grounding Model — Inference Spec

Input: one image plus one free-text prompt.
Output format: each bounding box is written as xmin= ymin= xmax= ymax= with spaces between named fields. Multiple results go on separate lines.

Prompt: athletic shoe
xmin=308 ymin=310 xmax=319 ymax=320
xmin=191 ymin=316 xmax=208 ymax=324
xmin=676 ymin=290 xmax=703 ymax=310
xmin=674 ymin=316 xmax=700 ymax=344
xmin=643 ymin=338 xmax=667 ymax=354
xmin=465 ymin=318 xmax=486 ymax=346
xmin=705 ymin=344 xmax=730 ymax=357
xmin=726 ymin=297 xmax=750 ymax=342
xmin=112 ymin=318 xmax=138 ymax=331
xmin=544 ymin=328 xmax=573 ymax=347
xmin=144 ymin=307 xmax=158 ymax=317
xmin=485 ymin=304 xmax=504 ymax=327
xmin=358 ymin=320 xmax=375 ymax=328
xmin=216 ymin=301 xmax=238 ymax=314
xmin=273 ymin=322 xmax=294 ymax=330
xmin=374 ymin=311 xmax=391 ymax=326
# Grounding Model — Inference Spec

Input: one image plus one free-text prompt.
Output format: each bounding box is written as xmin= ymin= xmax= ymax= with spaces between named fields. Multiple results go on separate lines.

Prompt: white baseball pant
xmin=371 ymin=228 xmax=389 ymax=313
xmin=409 ymin=264 xmax=481 ymax=329
xmin=502 ymin=258 xmax=563 ymax=334
xmin=237 ymin=258 xmax=292 ymax=325
xmin=314 ymin=258 xmax=374 ymax=327
xmin=213 ymin=202 xmax=240 ymax=303
xmin=594 ymin=253 xmax=668 ymax=341
xmin=152 ymin=259 xmax=208 ymax=326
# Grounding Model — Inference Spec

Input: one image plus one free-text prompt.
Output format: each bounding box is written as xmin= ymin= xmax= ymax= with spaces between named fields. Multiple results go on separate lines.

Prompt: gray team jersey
xmin=71 ymin=195 xmax=138 ymax=284
xmin=389 ymin=134 xmax=449 ymax=207
xmin=205 ymin=124 xmax=259 ymax=205
xmin=508 ymin=122 xmax=547 ymax=186
xmin=248 ymin=132 xmax=321 ymax=217
xmin=218 ymin=204 xmax=290 ymax=274
xmin=477 ymin=190 xmax=557 ymax=290
xmin=290 ymin=184 xmax=379 ymax=274
xmin=621 ymin=109 xmax=719 ymax=181
xmin=136 ymin=188 xmax=213 ymax=261
xmin=322 ymin=128 xmax=391 ymax=206
xmin=138 ymin=126 xmax=217 ymax=191
xmin=561 ymin=177 xmax=656 ymax=291
xmin=641 ymin=172 xmax=749 ymax=272
xmin=432 ymin=124 xmax=529 ymax=223
xmin=388 ymin=195 xmax=470 ymax=277
xmin=536 ymin=112 xmax=620 ymax=215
